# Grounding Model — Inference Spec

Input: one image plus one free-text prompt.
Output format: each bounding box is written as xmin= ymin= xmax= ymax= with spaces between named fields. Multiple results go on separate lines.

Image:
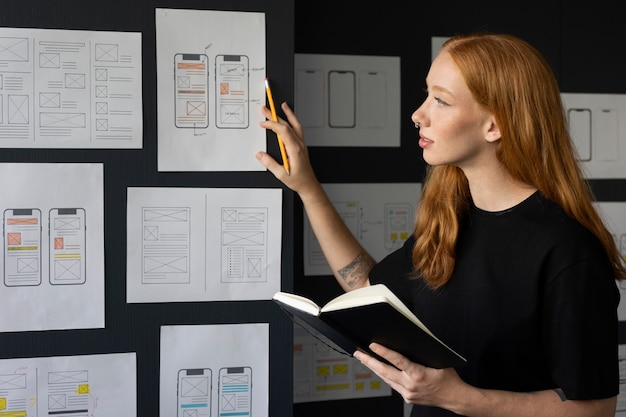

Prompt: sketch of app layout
xmin=49 ymin=208 xmax=86 ymax=285
xmin=142 ymin=207 xmax=191 ymax=284
xmin=218 ymin=367 xmax=252 ymax=417
xmin=384 ymin=203 xmax=412 ymax=250
xmin=215 ymin=55 xmax=249 ymax=129
xmin=0 ymin=27 xmax=142 ymax=148
xmin=175 ymin=53 xmax=209 ymax=129
xmin=47 ymin=369 xmax=91 ymax=416
xmin=221 ymin=207 xmax=267 ymax=283
xmin=0 ymin=370 xmax=37 ymax=416
xmin=3 ymin=208 xmax=42 ymax=287
xmin=178 ymin=368 xmax=211 ymax=417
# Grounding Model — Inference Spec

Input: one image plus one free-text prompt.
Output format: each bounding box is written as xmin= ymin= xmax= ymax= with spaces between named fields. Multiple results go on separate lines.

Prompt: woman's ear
xmin=485 ymin=118 xmax=501 ymax=143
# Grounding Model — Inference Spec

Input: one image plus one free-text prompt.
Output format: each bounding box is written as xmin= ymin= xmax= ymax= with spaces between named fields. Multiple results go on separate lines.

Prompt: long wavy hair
xmin=412 ymin=33 xmax=626 ymax=288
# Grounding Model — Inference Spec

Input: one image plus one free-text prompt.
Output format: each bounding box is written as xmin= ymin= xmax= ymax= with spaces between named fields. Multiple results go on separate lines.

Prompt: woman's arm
xmin=257 ymin=102 xmax=374 ymax=291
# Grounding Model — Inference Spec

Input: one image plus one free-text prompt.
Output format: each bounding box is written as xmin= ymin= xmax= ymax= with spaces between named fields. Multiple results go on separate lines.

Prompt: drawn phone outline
xmin=215 ymin=54 xmax=249 ymax=129
xmin=3 ymin=208 xmax=42 ymax=287
xmin=384 ymin=202 xmax=412 ymax=250
xmin=218 ymin=366 xmax=252 ymax=417
xmin=49 ymin=208 xmax=86 ymax=285
xmin=174 ymin=53 xmax=209 ymax=129
xmin=177 ymin=368 xmax=212 ymax=417
xmin=567 ymin=108 xmax=591 ymax=161
xmin=328 ymin=70 xmax=356 ymax=128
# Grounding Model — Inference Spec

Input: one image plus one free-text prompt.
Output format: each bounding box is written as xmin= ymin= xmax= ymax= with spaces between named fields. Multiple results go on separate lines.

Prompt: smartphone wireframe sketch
xmin=215 ymin=54 xmax=249 ymax=129
xmin=567 ymin=108 xmax=591 ymax=161
xmin=3 ymin=208 xmax=42 ymax=287
xmin=328 ymin=70 xmax=356 ymax=128
xmin=177 ymin=368 xmax=212 ymax=417
xmin=174 ymin=53 xmax=209 ymax=129
xmin=295 ymin=69 xmax=325 ymax=128
xmin=218 ymin=366 xmax=252 ymax=417
xmin=358 ymin=70 xmax=387 ymax=128
xmin=384 ymin=203 xmax=412 ymax=250
xmin=49 ymin=208 xmax=86 ymax=285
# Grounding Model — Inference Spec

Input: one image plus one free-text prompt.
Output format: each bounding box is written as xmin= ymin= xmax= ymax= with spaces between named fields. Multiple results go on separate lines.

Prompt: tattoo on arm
xmin=337 ymin=251 xmax=376 ymax=288
xmin=553 ymin=388 xmax=567 ymax=401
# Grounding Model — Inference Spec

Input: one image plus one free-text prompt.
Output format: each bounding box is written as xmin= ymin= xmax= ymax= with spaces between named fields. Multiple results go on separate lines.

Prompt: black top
xmin=369 ymin=191 xmax=620 ymax=417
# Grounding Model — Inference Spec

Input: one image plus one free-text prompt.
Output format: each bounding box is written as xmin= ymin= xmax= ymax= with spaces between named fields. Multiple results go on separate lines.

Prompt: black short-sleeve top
xmin=369 ymin=192 xmax=620 ymax=416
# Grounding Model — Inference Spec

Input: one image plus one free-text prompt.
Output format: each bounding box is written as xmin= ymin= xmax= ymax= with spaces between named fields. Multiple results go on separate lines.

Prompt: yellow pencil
xmin=264 ymin=78 xmax=290 ymax=175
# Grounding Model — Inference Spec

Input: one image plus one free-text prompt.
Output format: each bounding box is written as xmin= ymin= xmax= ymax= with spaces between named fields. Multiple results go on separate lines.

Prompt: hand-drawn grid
xmin=215 ymin=55 xmax=248 ymax=129
xmin=218 ymin=367 xmax=251 ymax=417
xmin=221 ymin=207 xmax=267 ymax=283
xmin=142 ymin=207 xmax=191 ymax=284
xmin=47 ymin=370 xmax=90 ymax=416
xmin=177 ymin=368 xmax=211 ymax=417
xmin=3 ymin=208 xmax=42 ymax=287
xmin=49 ymin=208 xmax=86 ymax=285
xmin=0 ymin=372 xmax=33 ymax=417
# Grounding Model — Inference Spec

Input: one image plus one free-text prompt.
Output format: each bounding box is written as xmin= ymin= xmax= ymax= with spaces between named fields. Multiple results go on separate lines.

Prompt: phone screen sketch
xmin=3 ymin=208 xmax=42 ymax=287
xmin=328 ymin=70 xmax=356 ymax=128
xmin=384 ymin=203 xmax=412 ymax=250
xmin=177 ymin=368 xmax=212 ymax=417
xmin=218 ymin=366 xmax=252 ymax=417
xmin=49 ymin=208 xmax=86 ymax=285
xmin=567 ymin=108 xmax=591 ymax=161
xmin=175 ymin=53 xmax=209 ymax=129
xmin=295 ymin=69 xmax=325 ymax=128
xmin=215 ymin=54 xmax=249 ymax=129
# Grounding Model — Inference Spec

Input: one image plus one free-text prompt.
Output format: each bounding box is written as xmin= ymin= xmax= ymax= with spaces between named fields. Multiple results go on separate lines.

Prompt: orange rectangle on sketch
xmin=54 ymin=237 xmax=64 ymax=249
xmin=178 ymin=63 xmax=205 ymax=69
xmin=7 ymin=232 xmax=21 ymax=245
xmin=7 ymin=217 xmax=38 ymax=225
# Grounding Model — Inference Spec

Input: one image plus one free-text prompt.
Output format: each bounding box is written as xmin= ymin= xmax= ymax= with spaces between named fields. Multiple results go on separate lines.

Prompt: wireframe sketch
xmin=0 ymin=28 xmax=142 ymax=148
xmin=3 ymin=208 xmax=42 ymax=286
xmin=328 ymin=70 xmax=355 ymax=128
xmin=295 ymin=69 xmax=325 ymax=128
xmin=47 ymin=369 xmax=91 ymax=416
xmin=141 ymin=207 xmax=191 ymax=284
xmin=49 ymin=208 xmax=86 ymax=285
xmin=0 ymin=371 xmax=36 ymax=416
xmin=178 ymin=368 xmax=212 ymax=417
xmin=215 ymin=54 xmax=249 ymax=129
xmin=384 ymin=203 xmax=412 ymax=251
xmin=218 ymin=367 xmax=252 ymax=417
xmin=174 ymin=53 xmax=209 ymax=129
xmin=221 ymin=207 xmax=267 ymax=283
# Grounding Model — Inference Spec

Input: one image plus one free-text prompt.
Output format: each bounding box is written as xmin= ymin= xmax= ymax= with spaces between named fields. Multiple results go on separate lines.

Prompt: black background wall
xmin=0 ymin=1 xmax=625 ymax=416
xmin=292 ymin=1 xmax=626 ymax=416
xmin=0 ymin=1 xmax=295 ymax=417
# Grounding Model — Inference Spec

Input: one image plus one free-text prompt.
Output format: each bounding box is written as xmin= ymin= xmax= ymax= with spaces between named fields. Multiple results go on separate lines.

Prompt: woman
xmin=258 ymin=33 xmax=624 ymax=417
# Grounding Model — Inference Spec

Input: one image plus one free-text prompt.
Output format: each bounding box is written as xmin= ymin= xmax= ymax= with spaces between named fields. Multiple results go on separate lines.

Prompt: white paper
xmin=0 ymin=163 xmax=104 ymax=332
xmin=0 ymin=27 xmax=142 ymax=148
xmin=160 ymin=323 xmax=268 ymax=417
xmin=561 ymin=93 xmax=626 ymax=178
xmin=0 ymin=352 xmax=136 ymax=417
xmin=294 ymin=54 xmax=401 ymax=147
xmin=155 ymin=8 xmax=267 ymax=171
xmin=126 ymin=187 xmax=282 ymax=302
xmin=593 ymin=202 xmax=626 ymax=321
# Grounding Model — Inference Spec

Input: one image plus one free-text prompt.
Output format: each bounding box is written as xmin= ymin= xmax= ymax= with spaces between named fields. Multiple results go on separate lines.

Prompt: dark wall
xmin=292 ymin=1 xmax=626 ymax=416
xmin=0 ymin=1 xmax=295 ymax=417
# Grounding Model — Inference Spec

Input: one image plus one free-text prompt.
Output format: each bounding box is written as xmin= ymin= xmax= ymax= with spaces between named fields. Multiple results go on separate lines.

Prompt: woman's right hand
xmin=257 ymin=102 xmax=321 ymax=196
